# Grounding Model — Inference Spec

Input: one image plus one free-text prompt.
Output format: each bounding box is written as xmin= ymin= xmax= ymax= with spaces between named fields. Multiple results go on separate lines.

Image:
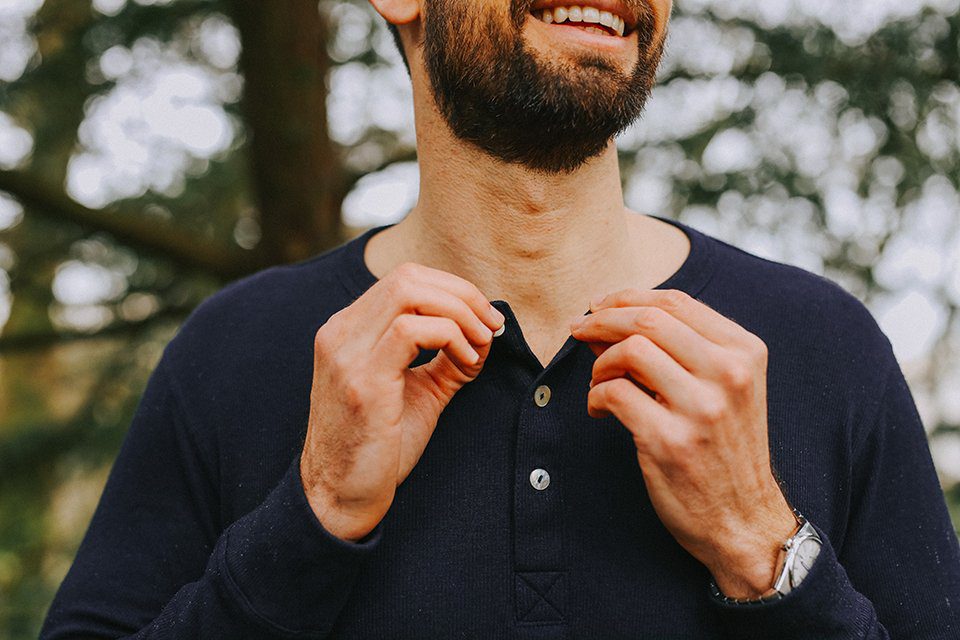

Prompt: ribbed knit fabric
xmin=41 ymin=216 xmax=960 ymax=639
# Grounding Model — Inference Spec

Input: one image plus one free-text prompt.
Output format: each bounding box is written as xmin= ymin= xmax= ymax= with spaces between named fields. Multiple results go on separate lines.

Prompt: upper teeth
xmin=536 ymin=6 xmax=627 ymax=36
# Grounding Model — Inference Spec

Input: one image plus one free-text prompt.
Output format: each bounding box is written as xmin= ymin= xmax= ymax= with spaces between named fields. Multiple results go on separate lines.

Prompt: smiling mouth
xmin=529 ymin=5 xmax=634 ymax=38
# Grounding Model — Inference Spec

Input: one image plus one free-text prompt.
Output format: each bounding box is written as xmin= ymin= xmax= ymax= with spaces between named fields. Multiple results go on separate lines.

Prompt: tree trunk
xmin=228 ymin=0 xmax=345 ymax=264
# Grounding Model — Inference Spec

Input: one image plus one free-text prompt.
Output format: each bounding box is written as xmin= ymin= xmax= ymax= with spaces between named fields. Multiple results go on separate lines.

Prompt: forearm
xmin=42 ymin=459 xmax=382 ymax=640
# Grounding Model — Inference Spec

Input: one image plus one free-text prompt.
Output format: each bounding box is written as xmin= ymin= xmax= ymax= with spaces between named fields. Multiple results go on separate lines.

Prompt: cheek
xmin=650 ymin=0 xmax=672 ymax=36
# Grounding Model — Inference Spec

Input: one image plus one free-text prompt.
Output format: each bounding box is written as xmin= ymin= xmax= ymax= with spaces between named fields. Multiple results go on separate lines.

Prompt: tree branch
xmin=0 ymin=303 xmax=193 ymax=354
xmin=0 ymin=169 xmax=267 ymax=279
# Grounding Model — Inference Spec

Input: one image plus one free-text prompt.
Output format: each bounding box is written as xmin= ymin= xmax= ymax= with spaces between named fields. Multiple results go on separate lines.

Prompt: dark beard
xmin=422 ymin=0 xmax=664 ymax=174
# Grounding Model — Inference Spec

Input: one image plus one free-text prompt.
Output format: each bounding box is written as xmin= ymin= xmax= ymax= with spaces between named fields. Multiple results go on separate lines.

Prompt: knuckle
xmin=586 ymin=388 xmax=602 ymax=415
xmin=591 ymin=357 xmax=606 ymax=381
xmin=315 ymin=326 xmax=344 ymax=366
xmin=720 ymin=362 xmax=753 ymax=391
xmin=696 ymin=392 xmax=728 ymax=424
xmin=600 ymin=378 xmax=631 ymax=405
xmin=439 ymin=316 xmax=460 ymax=338
xmin=589 ymin=379 xmax=616 ymax=408
xmin=631 ymin=307 xmax=660 ymax=333
xmin=608 ymin=377 xmax=636 ymax=399
xmin=390 ymin=314 xmax=417 ymax=341
xmin=340 ymin=378 xmax=367 ymax=411
xmin=594 ymin=377 xmax=614 ymax=396
xmin=659 ymin=289 xmax=690 ymax=314
xmin=661 ymin=428 xmax=691 ymax=453
xmin=598 ymin=290 xmax=619 ymax=306
xmin=610 ymin=287 xmax=641 ymax=306
xmin=314 ymin=327 xmax=331 ymax=356
xmin=661 ymin=429 xmax=699 ymax=464
xmin=452 ymin=297 xmax=475 ymax=321
xmin=386 ymin=273 xmax=415 ymax=301
xmin=466 ymin=288 xmax=490 ymax=312
xmin=624 ymin=333 xmax=652 ymax=359
xmin=393 ymin=261 xmax=422 ymax=280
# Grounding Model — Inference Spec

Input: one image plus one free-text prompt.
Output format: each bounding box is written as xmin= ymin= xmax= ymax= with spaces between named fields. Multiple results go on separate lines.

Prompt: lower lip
xmin=526 ymin=14 xmax=636 ymax=52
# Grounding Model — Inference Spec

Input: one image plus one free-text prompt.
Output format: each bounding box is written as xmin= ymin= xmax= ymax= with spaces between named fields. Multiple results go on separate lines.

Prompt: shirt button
xmin=534 ymin=385 xmax=551 ymax=407
xmin=529 ymin=468 xmax=551 ymax=491
xmin=493 ymin=324 xmax=505 ymax=337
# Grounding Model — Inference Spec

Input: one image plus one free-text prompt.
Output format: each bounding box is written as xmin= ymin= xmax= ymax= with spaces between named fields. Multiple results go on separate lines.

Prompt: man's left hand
xmin=570 ymin=288 xmax=799 ymax=600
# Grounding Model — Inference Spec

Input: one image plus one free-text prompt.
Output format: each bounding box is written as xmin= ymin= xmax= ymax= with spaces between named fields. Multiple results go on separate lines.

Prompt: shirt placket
xmin=489 ymin=300 xmax=587 ymax=639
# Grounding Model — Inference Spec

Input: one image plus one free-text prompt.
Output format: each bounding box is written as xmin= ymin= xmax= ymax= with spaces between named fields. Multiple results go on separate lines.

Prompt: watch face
xmin=791 ymin=538 xmax=821 ymax=586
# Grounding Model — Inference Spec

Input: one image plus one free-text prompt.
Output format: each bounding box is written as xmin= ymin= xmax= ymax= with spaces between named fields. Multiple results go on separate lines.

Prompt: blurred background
xmin=0 ymin=0 xmax=958 ymax=636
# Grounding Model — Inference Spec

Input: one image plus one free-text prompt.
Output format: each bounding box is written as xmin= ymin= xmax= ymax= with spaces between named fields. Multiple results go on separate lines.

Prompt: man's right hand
xmin=299 ymin=262 xmax=505 ymax=542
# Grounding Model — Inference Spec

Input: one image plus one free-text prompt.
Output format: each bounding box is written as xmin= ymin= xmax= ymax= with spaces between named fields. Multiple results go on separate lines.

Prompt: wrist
xmin=708 ymin=497 xmax=801 ymax=599
xmin=299 ymin=457 xmax=375 ymax=543
xmin=311 ymin=496 xmax=370 ymax=543
xmin=709 ymin=554 xmax=780 ymax=600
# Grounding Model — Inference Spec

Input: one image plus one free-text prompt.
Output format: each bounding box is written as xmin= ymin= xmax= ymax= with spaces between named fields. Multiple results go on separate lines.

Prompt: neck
xmin=407 ymin=149 xmax=636 ymax=315
xmin=375 ymin=62 xmax=646 ymax=327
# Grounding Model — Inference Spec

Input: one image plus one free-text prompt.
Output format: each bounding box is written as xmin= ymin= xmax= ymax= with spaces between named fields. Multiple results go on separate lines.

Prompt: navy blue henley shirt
xmin=41 ymin=215 xmax=960 ymax=639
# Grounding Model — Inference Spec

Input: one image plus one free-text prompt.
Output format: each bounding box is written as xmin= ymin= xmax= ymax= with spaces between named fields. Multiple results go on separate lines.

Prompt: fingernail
xmin=590 ymin=295 xmax=605 ymax=309
xmin=489 ymin=305 xmax=506 ymax=325
xmin=570 ymin=316 xmax=585 ymax=330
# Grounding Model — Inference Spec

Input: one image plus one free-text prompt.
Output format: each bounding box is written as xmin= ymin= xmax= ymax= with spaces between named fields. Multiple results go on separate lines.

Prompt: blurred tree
xmin=229 ymin=0 xmax=346 ymax=262
xmin=0 ymin=0 xmax=958 ymax=637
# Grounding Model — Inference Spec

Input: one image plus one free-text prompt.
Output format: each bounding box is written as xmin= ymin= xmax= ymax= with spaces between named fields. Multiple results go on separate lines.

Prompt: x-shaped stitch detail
xmin=516 ymin=571 xmax=565 ymax=622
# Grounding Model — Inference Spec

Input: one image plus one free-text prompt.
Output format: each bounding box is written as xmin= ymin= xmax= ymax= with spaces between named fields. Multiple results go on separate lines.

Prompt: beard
xmin=421 ymin=0 xmax=665 ymax=174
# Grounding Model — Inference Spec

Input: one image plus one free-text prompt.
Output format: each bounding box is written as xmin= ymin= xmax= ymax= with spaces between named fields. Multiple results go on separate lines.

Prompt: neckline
xmin=339 ymin=214 xmax=717 ymax=301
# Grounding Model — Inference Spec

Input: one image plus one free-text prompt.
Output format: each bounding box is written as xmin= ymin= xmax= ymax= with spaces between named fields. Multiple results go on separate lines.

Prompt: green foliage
xmin=0 ymin=0 xmax=958 ymax=636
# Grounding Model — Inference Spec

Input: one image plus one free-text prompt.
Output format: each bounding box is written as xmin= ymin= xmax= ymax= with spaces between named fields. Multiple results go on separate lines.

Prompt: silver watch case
xmin=771 ymin=519 xmax=822 ymax=597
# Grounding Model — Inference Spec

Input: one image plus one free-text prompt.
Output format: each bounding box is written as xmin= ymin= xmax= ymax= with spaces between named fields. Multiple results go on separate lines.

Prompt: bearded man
xmin=42 ymin=0 xmax=960 ymax=638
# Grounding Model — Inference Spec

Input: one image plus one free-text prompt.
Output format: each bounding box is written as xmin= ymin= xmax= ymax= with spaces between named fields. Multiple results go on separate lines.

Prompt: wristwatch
xmin=709 ymin=510 xmax=823 ymax=605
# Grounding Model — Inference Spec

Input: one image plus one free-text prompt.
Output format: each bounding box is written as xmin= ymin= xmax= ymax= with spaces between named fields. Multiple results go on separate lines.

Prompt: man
xmin=42 ymin=0 xmax=960 ymax=638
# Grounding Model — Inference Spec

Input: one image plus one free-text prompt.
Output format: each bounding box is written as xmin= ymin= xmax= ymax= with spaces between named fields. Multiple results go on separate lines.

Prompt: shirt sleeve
xmin=706 ymin=350 xmax=960 ymax=638
xmin=40 ymin=356 xmax=383 ymax=640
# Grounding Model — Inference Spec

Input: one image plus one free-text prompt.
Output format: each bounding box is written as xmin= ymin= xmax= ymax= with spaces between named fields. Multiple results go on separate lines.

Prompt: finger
xmin=591 ymin=288 xmax=749 ymax=349
xmin=399 ymin=263 xmax=505 ymax=331
xmin=587 ymin=377 xmax=672 ymax=454
xmin=352 ymin=277 xmax=496 ymax=351
xmin=572 ymin=306 xmax=727 ymax=378
xmin=585 ymin=341 xmax=612 ymax=358
xmin=373 ymin=263 xmax=505 ymax=334
xmin=374 ymin=314 xmax=482 ymax=378
xmin=591 ymin=334 xmax=701 ymax=411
